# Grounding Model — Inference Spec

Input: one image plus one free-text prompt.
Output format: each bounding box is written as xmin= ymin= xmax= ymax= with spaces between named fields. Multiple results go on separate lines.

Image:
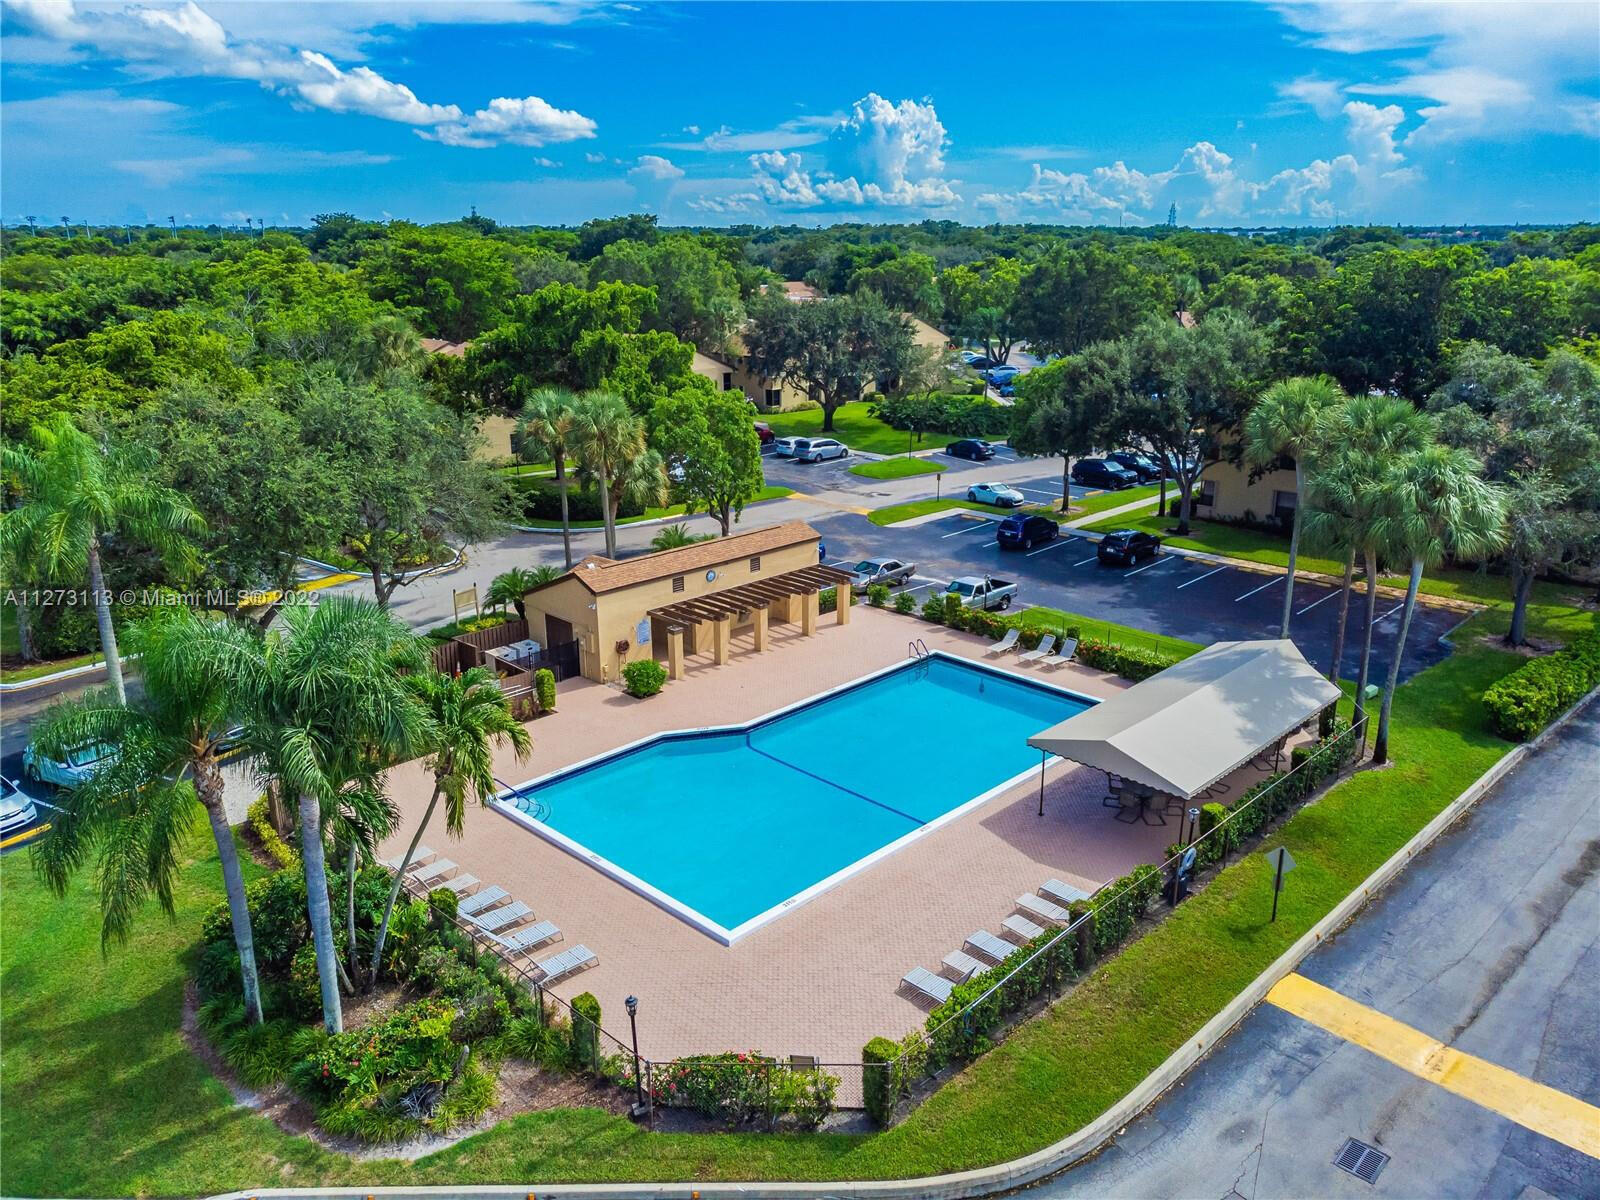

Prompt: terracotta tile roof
xmin=421 ymin=337 xmax=470 ymax=357
xmin=562 ymin=522 xmax=821 ymax=594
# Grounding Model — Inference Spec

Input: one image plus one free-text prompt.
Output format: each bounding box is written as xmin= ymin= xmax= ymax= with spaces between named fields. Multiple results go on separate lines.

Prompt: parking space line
xmin=1125 ymin=555 xmax=1176 ymax=577
xmin=1234 ymin=575 xmax=1283 ymax=602
xmin=1375 ymin=602 xmax=1405 ymax=624
xmin=940 ymin=521 xmax=994 ymax=538
xmin=1175 ymin=565 xmax=1227 ymax=589
xmin=1026 ymin=539 xmax=1073 ymax=557
xmin=1296 ymin=590 xmax=1340 ymax=616
xmin=1071 ymin=554 xmax=1100 ymax=566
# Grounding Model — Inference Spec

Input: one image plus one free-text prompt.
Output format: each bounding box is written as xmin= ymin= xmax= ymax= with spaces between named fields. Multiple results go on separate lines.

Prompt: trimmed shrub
xmin=621 ymin=658 xmax=667 ymax=698
xmin=534 ymin=667 xmax=557 ymax=713
xmin=1483 ymin=631 xmax=1600 ymax=741
xmin=921 ymin=592 xmax=946 ymax=623
xmin=894 ymin=591 xmax=916 ymax=615
xmin=923 ymin=928 xmax=1076 ymax=1067
xmin=942 ymin=593 xmax=966 ymax=628
xmin=867 ymin=583 xmax=890 ymax=608
xmin=862 ymin=1036 xmax=899 ymax=1127
xmin=818 ymin=586 xmax=837 ymax=614
xmin=246 ymin=795 xmax=297 ymax=868
xmin=869 ymin=392 xmax=1007 ymax=439
xmin=569 ymin=992 xmax=602 ymax=1073
xmin=202 ymin=869 xmax=307 ymax=972
xmin=514 ymin=477 xmax=645 ymax=523
xmin=1074 ymin=637 xmax=1177 ymax=682
xmin=426 ymin=886 xmax=459 ymax=925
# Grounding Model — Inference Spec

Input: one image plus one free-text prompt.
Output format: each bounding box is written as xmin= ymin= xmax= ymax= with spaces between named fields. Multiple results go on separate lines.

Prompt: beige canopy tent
xmin=1027 ymin=639 xmax=1342 ymax=801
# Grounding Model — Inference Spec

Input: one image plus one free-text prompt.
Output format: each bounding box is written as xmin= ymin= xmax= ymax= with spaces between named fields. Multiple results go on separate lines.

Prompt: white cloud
xmin=628 ymin=153 xmax=684 ymax=180
xmin=531 ymin=156 xmax=558 ymax=167
xmin=661 ymin=115 xmax=838 ymax=154
xmin=584 ymin=151 xmax=607 ymax=163
xmin=5 ymin=0 xmax=598 ymax=148
xmin=1275 ymin=75 xmax=1347 ymax=120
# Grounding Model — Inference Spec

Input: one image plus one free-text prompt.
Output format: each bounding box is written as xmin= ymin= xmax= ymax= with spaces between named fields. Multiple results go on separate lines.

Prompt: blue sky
xmin=2 ymin=1 xmax=1596 ymax=229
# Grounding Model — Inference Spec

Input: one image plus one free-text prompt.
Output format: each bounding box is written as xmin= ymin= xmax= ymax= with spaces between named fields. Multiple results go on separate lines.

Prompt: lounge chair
xmin=437 ymin=873 xmax=480 ymax=895
xmin=1018 ymin=634 xmax=1057 ymax=664
xmin=408 ymin=858 xmax=458 ymax=886
xmin=1002 ymin=913 xmax=1047 ymax=943
xmin=532 ymin=944 xmax=597 ymax=984
xmin=941 ymin=949 xmax=989 ymax=982
xmin=457 ymin=885 xmax=509 ymax=916
xmin=964 ymin=930 xmax=1014 ymax=963
xmin=984 ymin=628 xmax=1020 ymax=656
xmin=1016 ymin=893 xmax=1072 ymax=924
xmin=1040 ymin=878 xmax=1090 ymax=907
xmin=488 ymin=919 xmax=560 ymax=956
xmin=1043 ymin=638 xmax=1079 ymax=667
xmin=900 ymin=966 xmax=954 ymax=1005
xmin=470 ymin=900 xmax=532 ymax=933
xmin=383 ymin=845 xmax=435 ymax=871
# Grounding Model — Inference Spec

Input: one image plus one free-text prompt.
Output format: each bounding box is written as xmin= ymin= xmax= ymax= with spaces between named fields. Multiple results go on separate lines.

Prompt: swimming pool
xmin=497 ymin=653 xmax=1094 ymax=942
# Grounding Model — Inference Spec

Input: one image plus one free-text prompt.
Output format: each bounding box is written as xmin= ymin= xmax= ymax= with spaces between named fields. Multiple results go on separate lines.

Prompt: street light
xmin=625 ymin=995 xmax=644 ymax=1114
xmin=1186 ymin=807 xmax=1201 ymax=846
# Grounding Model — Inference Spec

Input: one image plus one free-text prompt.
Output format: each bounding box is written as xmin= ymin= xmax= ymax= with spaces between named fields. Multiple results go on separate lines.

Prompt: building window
xmin=764 ymin=388 xmax=781 ymax=407
xmin=750 ymin=556 xmax=761 ymax=573
xmin=1272 ymin=489 xmax=1298 ymax=526
xmin=722 ymin=371 xmax=733 ymax=390
xmin=671 ymin=575 xmax=685 ymax=593
xmin=1199 ymin=479 xmax=1217 ymax=506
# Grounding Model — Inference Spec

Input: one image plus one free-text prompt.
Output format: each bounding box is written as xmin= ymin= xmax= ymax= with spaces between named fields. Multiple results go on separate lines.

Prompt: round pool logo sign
xmin=705 ymin=569 xmax=717 ymax=582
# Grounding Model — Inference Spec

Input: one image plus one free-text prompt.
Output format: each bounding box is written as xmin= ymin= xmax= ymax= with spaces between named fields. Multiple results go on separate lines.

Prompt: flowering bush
xmin=294 ymin=998 xmax=458 ymax=1105
xmin=651 ymin=1051 xmax=842 ymax=1128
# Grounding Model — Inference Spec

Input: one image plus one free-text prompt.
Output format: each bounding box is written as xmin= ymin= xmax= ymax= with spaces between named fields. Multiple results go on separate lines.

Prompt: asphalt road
xmin=1030 ymin=698 xmax=1600 ymax=1200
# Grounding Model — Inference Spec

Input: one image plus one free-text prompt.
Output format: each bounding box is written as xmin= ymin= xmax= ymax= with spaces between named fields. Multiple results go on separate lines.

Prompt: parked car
xmin=1097 ymin=529 xmax=1163 ymax=565
xmin=984 ymin=365 xmax=1022 ymax=385
xmin=967 ymin=481 xmax=1025 ymax=507
xmin=851 ymin=557 xmax=916 ymax=588
xmin=963 ymin=354 xmax=999 ymax=371
xmin=753 ymin=421 xmax=775 ymax=445
xmin=0 ymin=776 xmax=39 ymax=838
xmin=944 ymin=575 xmax=1017 ymax=610
xmin=22 ymin=739 xmax=116 ymax=790
xmin=946 ymin=438 xmax=997 ymax=461
xmin=793 ymin=437 xmax=848 ymax=462
xmin=1106 ymin=451 xmax=1162 ymax=482
xmin=772 ymin=436 xmax=801 ymax=457
xmin=996 ymin=513 xmax=1060 ymax=550
xmin=997 ymin=382 xmax=1017 ymax=398
xmin=1070 ymin=458 xmax=1139 ymax=490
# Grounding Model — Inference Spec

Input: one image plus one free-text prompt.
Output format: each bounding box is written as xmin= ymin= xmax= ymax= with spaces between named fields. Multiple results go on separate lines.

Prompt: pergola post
xmin=1037 ymin=749 xmax=1046 ymax=817
xmin=752 ymin=605 xmax=769 ymax=652
xmin=713 ymin=615 xmax=731 ymax=665
xmin=835 ymin=581 xmax=852 ymax=625
xmin=666 ymin=626 xmax=685 ymax=680
xmin=800 ymin=591 xmax=819 ymax=637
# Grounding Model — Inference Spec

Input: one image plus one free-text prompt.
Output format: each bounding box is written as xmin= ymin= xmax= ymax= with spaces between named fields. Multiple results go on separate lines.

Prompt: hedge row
xmin=245 ymin=795 xmax=297 ymax=869
xmin=868 ymin=392 xmax=1007 ymax=439
xmin=1482 ymin=631 xmax=1600 ymax=741
xmin=907 ymin=600 xmax=1180 ymax=683
xmin=512 ymin=477 xmax=647 ymax=523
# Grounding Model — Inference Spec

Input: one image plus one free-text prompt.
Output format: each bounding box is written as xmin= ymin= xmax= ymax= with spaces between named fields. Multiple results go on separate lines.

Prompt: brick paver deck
xmin=379 ymin=607 xmax=1300 ymax=1074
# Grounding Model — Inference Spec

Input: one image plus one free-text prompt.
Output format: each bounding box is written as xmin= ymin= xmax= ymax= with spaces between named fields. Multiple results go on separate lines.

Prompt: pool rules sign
xmin=1265 ymin=846 xmax=1295 ymax=922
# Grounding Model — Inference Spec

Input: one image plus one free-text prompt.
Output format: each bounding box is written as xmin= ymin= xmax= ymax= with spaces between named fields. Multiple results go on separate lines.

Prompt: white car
xmin=850 ymin=558 xmax=917 ymax=588
xmin=967 ymin=482 xmax=1025 ymax=507
xmin=772 ymin=436 xmax=801 ymax=457
xmin=22 ymin=740 xmax=116 ymax=790
xmin=0 ymin=777 xmax=39 ymax=837
xmin=794 ymin=437 xmax=849 ymax=463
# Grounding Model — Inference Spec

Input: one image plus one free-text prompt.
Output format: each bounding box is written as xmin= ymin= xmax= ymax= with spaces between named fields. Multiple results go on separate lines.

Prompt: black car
xmin=1097 ymin=529 xmax=1162 ymax=565
xmin=946 ymin=439 xmax=997 ymax=461
xmin=996 ymin=513 xmax=1060 ymax=551
xmin=1106 ymin=451 xmax=1161 ymax=483
xmin=1070 ymin=458 xmax=1139 ymax=490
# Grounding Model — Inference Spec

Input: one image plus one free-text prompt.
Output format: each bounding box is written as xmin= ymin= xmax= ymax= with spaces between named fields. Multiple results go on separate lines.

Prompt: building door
xmin=545 ymin=614 xmax=574 ymax=647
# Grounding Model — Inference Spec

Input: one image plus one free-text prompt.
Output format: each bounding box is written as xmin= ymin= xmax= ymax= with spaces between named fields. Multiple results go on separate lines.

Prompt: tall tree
xmin=1 ymin=415 xmax=202 ymax=703
xmin=1009 ymin=355 xmax=1116 ymax=513
xmin=651 ymin=386 xmax=764 ymax=535
xmin=938 ymin=258 xmax=1024 ymax=364
xmin=590 ymin=235 xmax=745 ymax=355
xmin=486 ymin=566 xmax=557 ymax=620
xmin=1244 ymin=376 xmax=1344 ymax=637
xmin=28 ymin=608 xmax=268 ymax=1023
xmin=1012 ymin=243 xmax=1164 ymax=357
xmin=369 ymin=666 xmax=532 ymax=984
xmin=568 ymin=390 xmax=647 ymax=558
xmin=517 ymin=387 xmax=580 ymax=569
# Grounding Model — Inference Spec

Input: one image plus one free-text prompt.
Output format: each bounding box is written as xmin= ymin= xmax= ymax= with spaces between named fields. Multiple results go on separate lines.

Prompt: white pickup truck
xmin=945 ymin=575 xmax=1018 ymax=611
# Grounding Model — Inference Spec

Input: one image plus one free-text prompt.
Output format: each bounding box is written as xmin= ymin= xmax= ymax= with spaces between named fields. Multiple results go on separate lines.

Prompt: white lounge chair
xmin=470 ymin=900 xmax=531 ymax=933
xmin=383 ymin=845 xmax=435 ymax=871
xmin=1002 ymin=913 xmax=1047 ymax=943
xmin=1016 ymin=893 xmax=1072 ymax=924
xmin=457 ymin=886 xmax=508 ymax=916
xmin=1018 ymin=634 xmax=1057 ymax=664
xmin=532 ymin=944 xmax=597 ymax=984
xmin=1040 ymin=878 xmax=1090 ymax=907
xmin=984 ymin=628 xmax=1020 ymax=656
xmin=437 ymin=873 xmax=480 ymax=895
xmin=1043 ymin=638 xmax=1079 ymax=668
xmin=489 ymin=919 xmax=560 ymax=956
xmin=409 ymin=858 xmax=458 ymax=886
xmin=900 ymin=966 xmax=954 ymax=1005
xmin=965 ymin=930 xmax=1014 ymax=963
xmin=942 ymin=949 xmax=989 ymax=982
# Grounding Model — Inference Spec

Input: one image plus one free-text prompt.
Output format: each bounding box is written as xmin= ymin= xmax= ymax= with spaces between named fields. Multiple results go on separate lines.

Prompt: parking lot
xmin=761 ymin=442 xmax=1101 ymax=506
xmin=816 ymin=510 xmax=1462 ymax=685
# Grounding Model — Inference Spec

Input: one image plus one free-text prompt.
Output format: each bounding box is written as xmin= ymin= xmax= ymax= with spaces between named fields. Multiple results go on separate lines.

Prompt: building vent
xmin=1332 ymin=1138 xmax=1389 ymax=1185
xmin=750 ymin=556 xmax=761 ymax=572
xmin=671 ymin=575 xmax=685 ymax=593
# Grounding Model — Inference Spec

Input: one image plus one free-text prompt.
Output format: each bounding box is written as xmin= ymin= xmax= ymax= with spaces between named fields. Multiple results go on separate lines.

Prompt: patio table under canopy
xmin=1026 ymin=639 xmax=1343 ymax=802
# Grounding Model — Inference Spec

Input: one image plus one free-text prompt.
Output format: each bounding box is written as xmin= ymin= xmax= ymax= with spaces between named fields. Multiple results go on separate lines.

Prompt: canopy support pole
xmin=1037 ymin=749 xmax=1046 ymax=817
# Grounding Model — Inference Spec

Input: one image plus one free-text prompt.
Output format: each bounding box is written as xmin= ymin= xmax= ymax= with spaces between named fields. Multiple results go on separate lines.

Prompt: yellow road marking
xmin=297 ymin=572 xmax=362 ymax=592
xmin=1267 ymin=972 xmax=1600 ymax=1159
xmin=784 ymin=491 xmax=872 ymax=516
xmin=0 ymin=822 xmax=50 ymax=849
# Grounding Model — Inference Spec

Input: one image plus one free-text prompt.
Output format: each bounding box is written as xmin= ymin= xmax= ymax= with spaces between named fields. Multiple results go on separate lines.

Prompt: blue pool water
xmin=502 ymin=655 xmax=1092 ymax=939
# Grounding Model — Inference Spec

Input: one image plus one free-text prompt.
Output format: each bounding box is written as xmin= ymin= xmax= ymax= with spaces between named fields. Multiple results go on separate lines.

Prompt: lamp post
xmin=625 ymin=995 xmax=644 ymax=1114
xmin=1187 ymin=807 xmax=1201 ymax=846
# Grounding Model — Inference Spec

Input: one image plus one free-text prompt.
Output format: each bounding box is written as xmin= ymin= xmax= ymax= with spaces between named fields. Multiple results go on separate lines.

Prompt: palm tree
xmin=569 ymin=391 xmax=646 ymax=558
xmin=1370 ymin=445 xmax=1505 ymax=764
xmin=1 ymin=415 xmax=203 ymax=703
xmin=325 ymin=758 xmax=398 ymax=986
xmin=368 ymin=665 xmax=531 ymax=984
xmin=28 ymin=607 xmax=268 ymax=1023
xmin=518 ymin=387 xmax=580 ymax=569
xmin=485 ymin=566 xmax=558 ymax=620
xmin=1244 ymin=376 xmax=1343 ymax=638
xmin=607 ymin=447 xmax=668 ymax=530
xmin=650 ymin=523 xmax=712 ymax=551
xmin=240 ymin=596 xmax=426 ymax=1032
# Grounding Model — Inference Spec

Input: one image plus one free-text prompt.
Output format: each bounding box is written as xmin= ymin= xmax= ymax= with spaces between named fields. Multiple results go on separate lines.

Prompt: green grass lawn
xmin=869 ymin=485 xmax=1161 ymax=528
xmin=1017 ymin=604 xmax=1203 ymax=661
xmin=518 ymin=486 xmax=792 ymax=530
xmin=867 ymin=497 xmax=1018 ymax=527
xmin=764 ymin=403 xmax=1007 ymax=457
xmin=0 ymin=602 xmax=105 ymax=683
xmin=848 ymin=457 xmax=946 ymax=481
xmin=1068 ymin=484 xmax=1163 ymax=519
xmin=3 ymin=591 xmax=1590 ymax=1194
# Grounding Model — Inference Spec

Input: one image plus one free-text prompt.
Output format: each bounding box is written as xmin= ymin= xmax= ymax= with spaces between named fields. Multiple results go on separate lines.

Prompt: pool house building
xmin=520 ymin=521 xmax=855 ymax=684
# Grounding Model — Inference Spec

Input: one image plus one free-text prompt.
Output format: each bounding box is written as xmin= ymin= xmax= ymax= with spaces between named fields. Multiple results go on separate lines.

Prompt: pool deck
xmin=378 ymin=607 xmax=1306 ymax=1073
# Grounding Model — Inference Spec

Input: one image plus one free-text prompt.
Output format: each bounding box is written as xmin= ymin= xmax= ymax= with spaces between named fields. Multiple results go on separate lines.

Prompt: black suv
xmin=1070 ymin=458 xmax=1139 ymax=490
xmin=1097 ymin=529 xmax=1162 ymax=565
xmin=946 ymin=439 xmax=996 ymax=461
xmin=996 ymin=513 xmax=1060 ymax=551
xmin=1106 ymin=451 xmax=1162 ymax=482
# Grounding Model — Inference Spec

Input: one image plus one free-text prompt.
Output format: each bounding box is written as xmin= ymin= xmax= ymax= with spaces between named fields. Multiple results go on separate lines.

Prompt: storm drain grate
xmin=1333 ymin=1137 xmax=1390 ymax=1185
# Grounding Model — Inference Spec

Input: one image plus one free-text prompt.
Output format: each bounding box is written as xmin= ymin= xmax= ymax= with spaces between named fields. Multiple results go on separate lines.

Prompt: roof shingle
xmin=560 ymin=522 xmax=821 ymax=594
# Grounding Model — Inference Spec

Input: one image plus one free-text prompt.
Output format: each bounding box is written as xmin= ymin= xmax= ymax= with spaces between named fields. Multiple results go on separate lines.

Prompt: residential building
xmin=1196 ymin=459 xmax=1298 ymax=527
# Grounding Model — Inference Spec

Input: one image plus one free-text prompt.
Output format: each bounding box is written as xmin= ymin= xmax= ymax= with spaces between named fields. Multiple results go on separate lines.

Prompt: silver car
xmin=851 ymin=558 xmax=916 ymax=588
xmin=23 ymin=740 xmax=116 ymax=791
xmin=772 ymin=436 xmax=801 ymax=458
xmin=793 ymin=437 xmax=849 ymax=463
xmin=0 ymin=776 xmax=39 ymax=838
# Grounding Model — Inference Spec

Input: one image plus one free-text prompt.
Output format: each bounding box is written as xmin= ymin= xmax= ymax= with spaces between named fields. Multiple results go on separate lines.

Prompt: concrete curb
xmin=205 ymin=688 xmax=1598 ymax=1200
xmin=0 ymin=657 xmax=111 ymax=692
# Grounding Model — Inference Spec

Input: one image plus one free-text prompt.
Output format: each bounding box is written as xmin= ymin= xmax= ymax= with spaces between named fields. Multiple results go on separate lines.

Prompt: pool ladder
xmin=907 ymin=639 xmax=930 ymax=659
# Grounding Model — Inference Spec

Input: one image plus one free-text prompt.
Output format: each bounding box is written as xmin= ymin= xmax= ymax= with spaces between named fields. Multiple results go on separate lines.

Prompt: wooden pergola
xmin=647 ymin=563 xmax=857 ymax=676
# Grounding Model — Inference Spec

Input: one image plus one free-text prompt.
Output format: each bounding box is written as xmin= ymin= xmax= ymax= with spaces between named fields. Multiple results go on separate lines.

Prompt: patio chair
xmin=941 ymin=949 xmax=989 ymax=982
xmin=531 ymin=944 xmax=597 ymax=984
xmin=1001 ymin=913 xmax=1047 ymax=943
xmin=1018 ymin=634 xmax=1057 ymax=664
xmin=900 ymin=966 xmax=954 ymax=1005
xmin=1101 ymin=773 xmax=1126 ymax=809
xmin=383 ymin=845 xmax=435 ymax=872
xmin=437 ymin=873 xmax=480 ymax=895
xmin=457 ymin=885 xmax=509 ymax=916
xmin=487 ymin=919 xmax=560 ymax=956
xmin=470 ymin=900 xmax=532 ymax=933
xmin=984 ymin=628 xmax=1020 ymax=656
xmin=408 ymin=858 xmax=458 ymax=886
xmin=1044 ymin=638 xmax=1079 ymax=667
xmin=788 ymin=1054 xmax=819 ymax=1072
xmin=965 ymin=930 xmax=1014 ymax=964
xmin=1040 ymin=878 xmax=1090 ymax=907
xmin=1015 ymin=893 xmax=1072 ymax=924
